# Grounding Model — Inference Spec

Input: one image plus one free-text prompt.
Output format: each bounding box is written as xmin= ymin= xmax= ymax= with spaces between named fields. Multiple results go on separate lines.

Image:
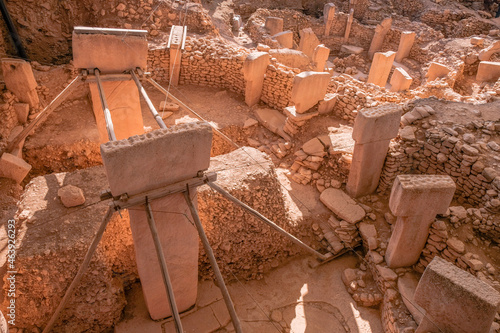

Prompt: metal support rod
xmin=145 ymin=77 xmax=241 ymax=149
xmin=0 ymin=0 xmax=28 ymax=59
xmin=183 ymin=188 xmax=243 ymax=333
xmin=146 ymin=77 xmax=205 ymax=122
xmin=94 ymin=69 xmax=117 ymax=142
xmin=207 ymin=182 xmax=332 ymax=261
xmin=130 ymin=70 xmax=167 ymax=129
xmin=144 ymin=198 xmax=184 ymax=333
xmin=5 ymin=75 xmax=82 ymax=154
xmin=42 ymin=206 xmax=115 ymax=333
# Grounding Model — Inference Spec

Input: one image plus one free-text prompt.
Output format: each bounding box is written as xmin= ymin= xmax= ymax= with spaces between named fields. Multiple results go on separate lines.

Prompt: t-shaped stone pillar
xmin=72 ymin=27 xmax=148 ymax=143
xmin=367 ymin=51 xmax=396 ymax=87
xmin=100 ymin=122 xmax=213 ymax=320
xmin=395 ymin=31 xmax=416 ymax=63
xmin=368 ymin=17 xmax=392 ymax=58
xmin=312 ymin=44 xmax=330 ymax=72
xmin=414 ymin=256 xmax=500 ymax=333
xmin=243 ymin=52 xmax=271 ymax=107
xmin=168 ymin=25 xmax=186 ymax=86
xmin=385 ymin=175 xmax=456 ymax=268
xmin=346 ymin=104 xmax=402 ymax=198
xmin=323 ymin=3 xmax=336 ymax=36
xmin=299 ymin=28 xmax=320 ymax=58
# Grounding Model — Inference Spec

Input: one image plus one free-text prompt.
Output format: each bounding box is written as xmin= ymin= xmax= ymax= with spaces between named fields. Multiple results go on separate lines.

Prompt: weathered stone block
xmin=298 ymin=28 xmax=320 ymax=58
xmin=1 ymin=59 xmax=39 ymax=108
xmin=244 ymin=52 xmax=271 ymax=106
xmin=351 ymin=104 xmax=402 ymax=144
xmin=89 ymin=80 xmax=144 ymax=143
xmin=476 ymin=61 xmax=500 ymax=82
xmin=390 ymin=67 xmax=413 ymax=92
xmin=72 ymin=27 xmax=148 ymax=73
xmin=265 ymin=17 xmax=283 ymax=36
xmin=367 ymin=51 xmax=396 ymax=87
xmin=426 ymin=62 xmax=451 ymax=82
xmin=0 ymin=153 xmax=32 ymax=183
xmin=290 ymin=71 xmax=331 ymax=113
xmin=389 ymin=175 xmax=456 ymax=216
xmin=414 ymin=257 xmax=500 ymax=333
xmin=320 ymin=188 xmax=365 ymax=224
xmin=100 ymin=122 xmax=213 ymax=197
xmin=273 ymin=31 xmax=294 ymax=49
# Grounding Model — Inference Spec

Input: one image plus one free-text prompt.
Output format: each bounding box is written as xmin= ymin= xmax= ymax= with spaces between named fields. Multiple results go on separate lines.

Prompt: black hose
xmin=0 ymin=0 xmax=28 ymax=59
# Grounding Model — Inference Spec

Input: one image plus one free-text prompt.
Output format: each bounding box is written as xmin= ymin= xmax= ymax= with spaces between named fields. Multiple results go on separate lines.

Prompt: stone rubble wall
xmin=148 ymin=37 xmax=248 ymax=95
xmin=197 ymin=148 xmax=307 ymax=281
xmin=147 ymin=36 xmax=297 ymax=111
xmin=377 ymin=101 xmax=500 ymax=241
xmin=0 ymin=0 xmax=215 ymax=64
xmin=7 ymin=147 xmax=314 ymax=331
xmin=260 ymin=63 xmax=295 ymax=110
xmin=415 ymin=215 xmax=500 ymax=291
xmin=0 ymin=91 xmax=19 ymax=149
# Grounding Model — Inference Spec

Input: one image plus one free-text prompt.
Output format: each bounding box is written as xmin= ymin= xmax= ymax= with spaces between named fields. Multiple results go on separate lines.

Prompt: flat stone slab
xmin=254 ymin=107 xmax=289 ymax=140
xmin=340 ymin=45 xmax=364 ymax=54
xmin=320 ymin=188 xmax=365 ymax=224
xmin=100 ymin=121 xmax=213 ymax=196
xmin=414 ymin=257 xmax=500 ymax=333
xmin=398 ymin=272 xmax=425 ymax=325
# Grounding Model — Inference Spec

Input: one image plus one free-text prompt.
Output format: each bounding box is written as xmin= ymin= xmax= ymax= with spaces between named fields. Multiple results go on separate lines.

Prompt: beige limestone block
xmin=312 ymin=44 xmax=330 ymax=72
xmin=367 ymin=51 xmax=396 ymax=87
xmin=368 ymin=17 xmax=392 ymax=58
xmin=414 ymin=257 xmax=500 ymax=333
xmin=273 ymin=31 xmax=294 ymax=49
xmin=0 ymin=152 xmax=31 ymax=184
xmin=298 ymin=28 xmax=320 ymax=58
xmin=72 ymin=28 xmax=148 ymax=73
xmin=243 ymin=52 xmax=271 ymax=106
xmin=389 ymin=174 xmax=456 ymax=217
xmin=128 ymin=192 xmax=199 ymax=320
xmin=476 ymin=61 xmax=500 ymax=82
xmin=390 ymin=67 xmax=413 ymax=92
xmin=265 ymin=17 xmax=284 ymax=36
xmin=426 ymin=62 xmax=451 ymax=82
xmin=100 ymin=122 xmax=213 ymax=197
xmin=395 ymin=31 xmax=416 ymax=63
xmin=290 ymin=71 xmax=331 ymax=113
xmin=1 ymin=58 xmax=39 ymax=108
xmin=320 ymin=188 xmax=365 ymax=224
xmin=351 ymin=104 xmax=402 ymax=144
xmin=323 ymin=3 xmax=336 ymax=36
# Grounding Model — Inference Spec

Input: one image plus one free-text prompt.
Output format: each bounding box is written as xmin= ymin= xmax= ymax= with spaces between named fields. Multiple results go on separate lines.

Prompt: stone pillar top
xmin=101 ymin=122 xmax=213 ymax=196
xmin=389 ymin=175 xmax=456 ymax=216
xmin=352 ymin=104 xmax=402 ymax=144
xmin=414 ymin=256 xmax=500 ymax=333
xmin=72 ymin=26 xmax=148 ymax=73
xmin=323 ymin=3 xmax=336 ymax=22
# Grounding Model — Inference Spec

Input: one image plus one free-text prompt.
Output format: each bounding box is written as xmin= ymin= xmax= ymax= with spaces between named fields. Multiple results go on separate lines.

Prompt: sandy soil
xmin=115 ymin=254 xmax=383 ymax=333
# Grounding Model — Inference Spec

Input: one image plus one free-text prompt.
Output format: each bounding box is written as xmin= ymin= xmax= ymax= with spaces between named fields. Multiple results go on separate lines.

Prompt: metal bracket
xmin=110 ymin=171 xmax=217 ymax=210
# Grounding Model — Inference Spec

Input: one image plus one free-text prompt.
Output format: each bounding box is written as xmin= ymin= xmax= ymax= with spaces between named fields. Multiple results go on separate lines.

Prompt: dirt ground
xmin=115 ymin=254 xmax=383 ymax=333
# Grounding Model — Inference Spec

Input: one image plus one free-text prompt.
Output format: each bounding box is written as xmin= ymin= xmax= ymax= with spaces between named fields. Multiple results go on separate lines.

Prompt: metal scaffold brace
xmin=42 ymin=167 xmax=340 ymax=332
